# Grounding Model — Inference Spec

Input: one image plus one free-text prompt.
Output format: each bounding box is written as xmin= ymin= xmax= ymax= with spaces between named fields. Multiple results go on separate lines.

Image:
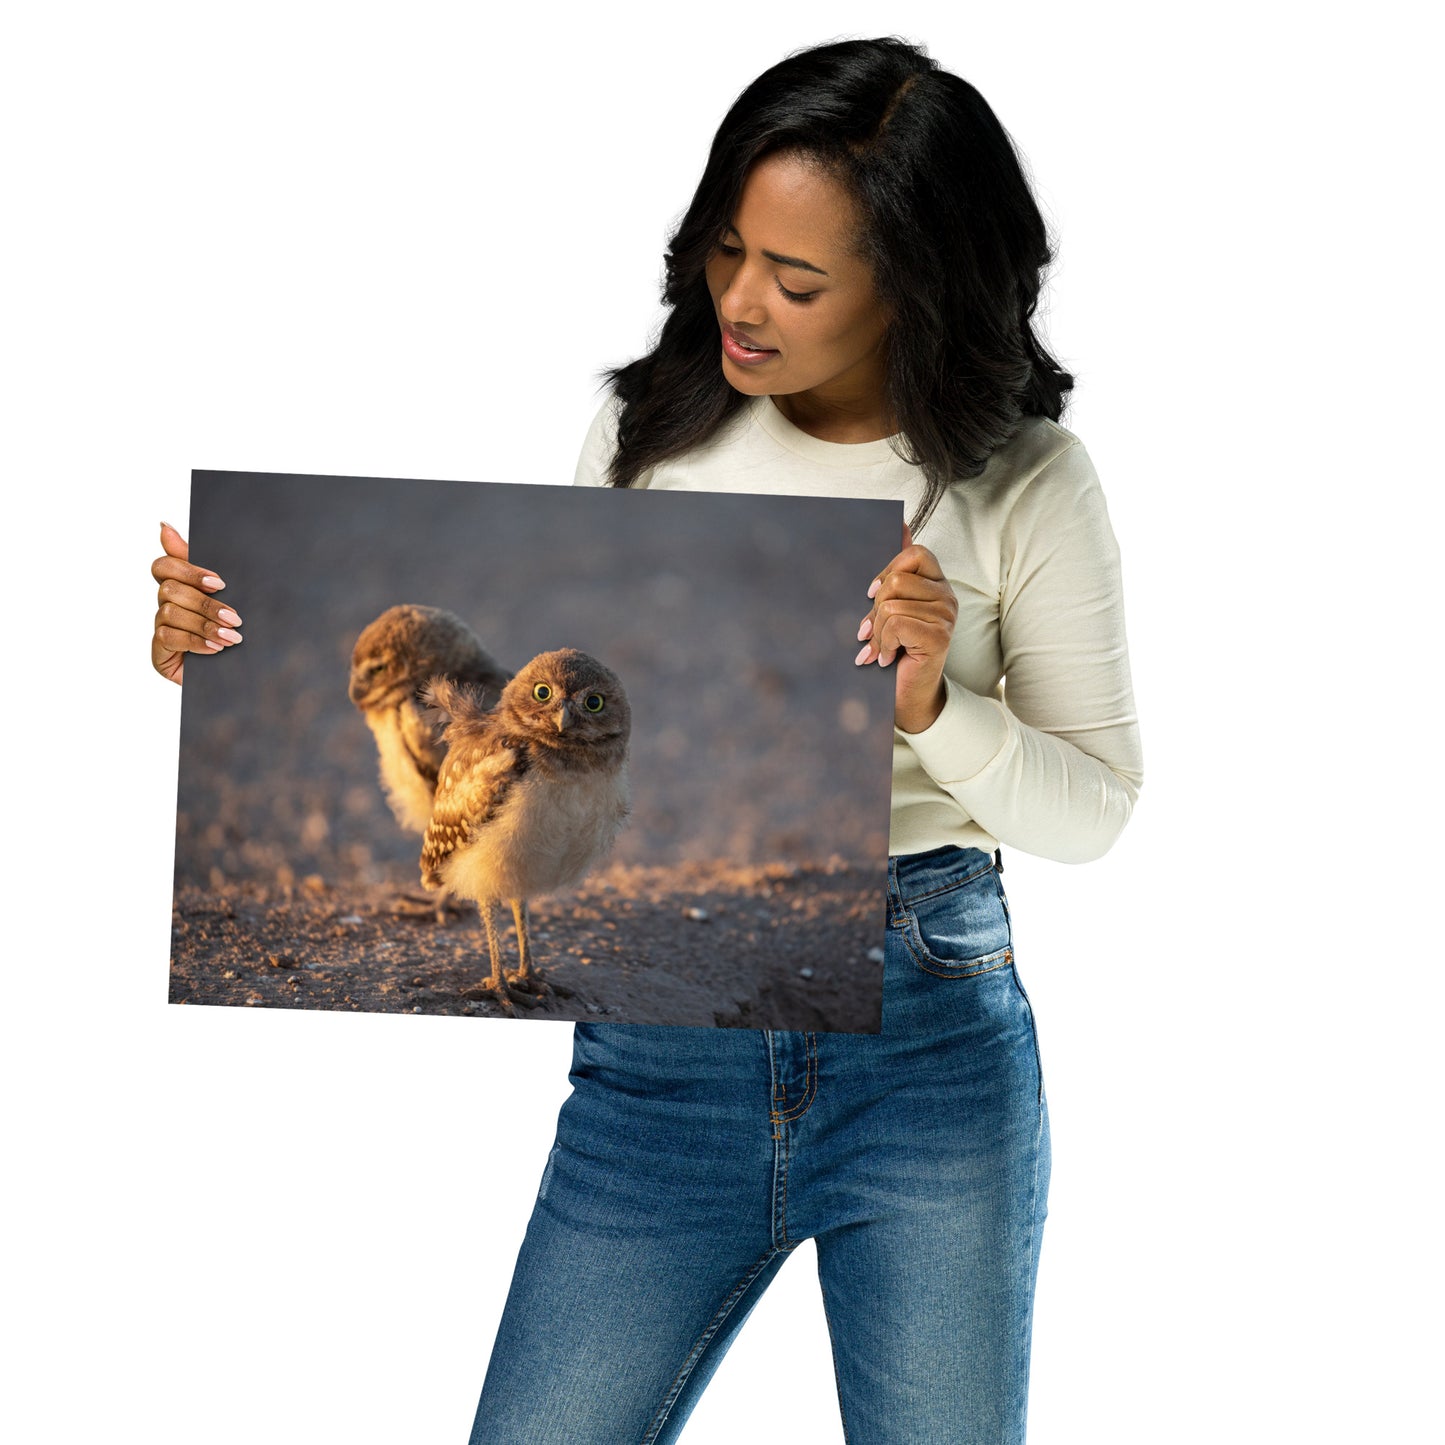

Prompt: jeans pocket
xmin=900 ymin=864 xmax=1014 ymax=979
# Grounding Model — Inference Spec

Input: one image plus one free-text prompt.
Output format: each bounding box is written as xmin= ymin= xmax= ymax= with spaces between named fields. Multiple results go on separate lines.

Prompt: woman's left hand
xmin=855 ymin=523 xmax=958 ymax=734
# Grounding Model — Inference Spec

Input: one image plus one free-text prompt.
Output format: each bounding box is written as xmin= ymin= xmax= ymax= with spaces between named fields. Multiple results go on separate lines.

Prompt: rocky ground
xmin=170 ymin=858 xmax=884 ymax=1032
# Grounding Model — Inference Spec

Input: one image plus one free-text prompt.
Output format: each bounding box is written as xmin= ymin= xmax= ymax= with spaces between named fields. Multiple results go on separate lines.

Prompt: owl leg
xmin=505 ymin=898 xmax=552 ymax=998
xmin=459 ymin=898 xmax=526 ymax=1014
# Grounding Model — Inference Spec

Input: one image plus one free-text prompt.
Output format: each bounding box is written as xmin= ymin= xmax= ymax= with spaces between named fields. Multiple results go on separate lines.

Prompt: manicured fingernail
xmin=867 ymin=578 xmax=882 ymax=598
xmin=201 ymin=575 xmax=225 ymax=590
xmin=856 ymin=617 xmax=873 ymax=642
xmin=217 ymin=607 xmax=242 ymax=626
xmin=217 ymin=628 xmax=243 ymax=644
xmin=204 ymin=639 xmax=224 ymax=651
xmin=854 ymin=644 xmax=873 ymax=665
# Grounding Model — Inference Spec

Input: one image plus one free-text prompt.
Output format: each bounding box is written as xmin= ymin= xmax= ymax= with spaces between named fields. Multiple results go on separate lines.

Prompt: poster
xmin=170 ymin=471 xmax=899 ymax=1031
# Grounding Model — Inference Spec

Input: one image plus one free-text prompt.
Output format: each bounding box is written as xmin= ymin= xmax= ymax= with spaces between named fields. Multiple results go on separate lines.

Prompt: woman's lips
xmin=721 ymin=324 xmax=779 ymax=366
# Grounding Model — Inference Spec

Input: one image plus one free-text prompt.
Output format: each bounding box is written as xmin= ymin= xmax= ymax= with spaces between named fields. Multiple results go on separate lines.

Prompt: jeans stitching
xmin=640 ymin=1246 xmax=789 ymax=1445
xmin=774 ymin=1106 xmax=791 ymax=1249
xmin=900 ymin=920 xmax=1013 ymax=979
xmin=771 ymin=1032 xmax=818 ymax=1123
xmin=768 ymin=1033 xmax=817 ymax=1248
xmin=1011 ymin=967 xmax=1045 ymax=1110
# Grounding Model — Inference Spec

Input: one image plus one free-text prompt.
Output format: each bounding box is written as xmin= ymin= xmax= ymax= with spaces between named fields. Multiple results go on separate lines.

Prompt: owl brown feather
xmin=418 ymin=679 xmax=530 ymax=888
xmin=348 ymin=604 xmax=512 ymax=835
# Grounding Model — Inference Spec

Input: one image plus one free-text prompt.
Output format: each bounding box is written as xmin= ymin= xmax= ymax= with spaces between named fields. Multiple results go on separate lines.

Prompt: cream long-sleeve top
xmin=574 ymin=394 xmax=1143 ymax=864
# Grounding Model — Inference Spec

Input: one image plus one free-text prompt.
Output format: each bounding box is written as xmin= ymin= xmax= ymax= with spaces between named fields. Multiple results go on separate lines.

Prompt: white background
xmin=4 ymin=2 xmax=1439 ymax=1440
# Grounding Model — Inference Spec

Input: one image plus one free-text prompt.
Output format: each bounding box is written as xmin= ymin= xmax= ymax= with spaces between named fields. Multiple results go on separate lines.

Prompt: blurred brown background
xmin=176 ymin=473 xmax=898 ymax=887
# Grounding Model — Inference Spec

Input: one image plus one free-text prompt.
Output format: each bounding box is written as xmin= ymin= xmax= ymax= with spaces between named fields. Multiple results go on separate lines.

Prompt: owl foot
xmin=505 ymin=968 xmax=552 ymax=999
xmin=460 ymin=978 xmax=545 ymax=1014
xmin=509 ymin=970 xmax=575 ymax=1001
xmin=459 ymin=980 xmax=511 ymax=1015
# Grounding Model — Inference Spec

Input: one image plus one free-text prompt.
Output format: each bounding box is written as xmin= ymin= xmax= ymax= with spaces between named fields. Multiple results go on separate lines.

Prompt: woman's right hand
xmin=150 ymin=522 xmax=243 ymax=685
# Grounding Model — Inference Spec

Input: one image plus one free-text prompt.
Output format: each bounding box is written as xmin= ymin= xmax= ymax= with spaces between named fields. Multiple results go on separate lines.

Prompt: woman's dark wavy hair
xmin=604 ymin=36 xmax=1073 ymax=530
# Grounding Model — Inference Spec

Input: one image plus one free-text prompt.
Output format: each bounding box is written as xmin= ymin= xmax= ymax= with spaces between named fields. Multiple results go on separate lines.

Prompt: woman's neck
xmin=769 ymin=389 xmax=896 ymax=444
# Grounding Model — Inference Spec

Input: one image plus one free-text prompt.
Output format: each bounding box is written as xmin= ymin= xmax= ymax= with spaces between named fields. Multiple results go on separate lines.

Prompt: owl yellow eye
xmin=532 ymin=683 xmax=553 ymax=702
xmin=584 ymin=693 xmax=605 ymax=713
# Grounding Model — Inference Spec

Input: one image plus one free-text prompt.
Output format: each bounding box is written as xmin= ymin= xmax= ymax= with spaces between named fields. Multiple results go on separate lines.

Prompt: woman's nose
xmin=719 ymin=264 xmax=768 ymax=327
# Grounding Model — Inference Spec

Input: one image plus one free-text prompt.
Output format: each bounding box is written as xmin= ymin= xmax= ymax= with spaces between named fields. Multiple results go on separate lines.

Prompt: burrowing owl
xmin=420 ymin=650 xmax=631 ymax=1013
xmin=349 ymin=605 xmax=512 ymax=920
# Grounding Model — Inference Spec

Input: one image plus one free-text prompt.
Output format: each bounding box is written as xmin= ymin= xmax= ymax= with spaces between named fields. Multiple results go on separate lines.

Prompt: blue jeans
xmin=470 ymin=846 xmax=1050 ymax=1443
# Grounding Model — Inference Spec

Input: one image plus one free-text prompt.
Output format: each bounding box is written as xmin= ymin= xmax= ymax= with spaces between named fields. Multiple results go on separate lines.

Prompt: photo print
xmin=169 ymin=470 xmax=900 ymax=1031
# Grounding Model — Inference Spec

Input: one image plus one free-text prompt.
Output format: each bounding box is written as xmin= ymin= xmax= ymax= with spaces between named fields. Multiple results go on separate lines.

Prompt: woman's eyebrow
xmin=723 ymin=225 xmax=829 ymax=276
xmin=763 ymin=249 xmax=828 ymax=276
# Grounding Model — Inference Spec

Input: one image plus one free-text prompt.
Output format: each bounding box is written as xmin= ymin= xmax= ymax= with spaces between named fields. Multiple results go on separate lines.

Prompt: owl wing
xmin=409 ymin=670 xmax=510 ymax=789
xmin=419 ymin=729 xmax=529 ymax=889
xmin=398 ymin=697 xmax=447 ymax=788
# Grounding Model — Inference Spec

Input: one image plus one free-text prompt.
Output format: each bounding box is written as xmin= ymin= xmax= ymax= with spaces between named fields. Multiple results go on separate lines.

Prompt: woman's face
xmin=704 ymin=152 xmax=891 ymax=429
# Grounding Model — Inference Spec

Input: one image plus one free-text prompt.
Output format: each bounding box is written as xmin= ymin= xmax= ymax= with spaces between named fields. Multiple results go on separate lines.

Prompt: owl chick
xmin=420 ymin=650 xmax=631 ymax=1013
xmin=349 ymin=605 xmax=512 ymax=918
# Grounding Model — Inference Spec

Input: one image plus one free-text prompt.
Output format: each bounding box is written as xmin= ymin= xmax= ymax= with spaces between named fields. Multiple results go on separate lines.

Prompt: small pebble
xmin=867 ymin=946 xmax=885 ymax=964
xmin=685 ymin=907 xmax=710 ymax=923
xmin=799 ymin=967 xmax=815 ymax=980
xmin=338 ymin=915 xmax=363 ymax=925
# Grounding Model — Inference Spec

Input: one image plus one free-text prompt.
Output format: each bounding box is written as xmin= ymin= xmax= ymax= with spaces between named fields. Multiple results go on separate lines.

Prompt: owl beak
xmin=555 ymin=701 xmax=575 ymax=733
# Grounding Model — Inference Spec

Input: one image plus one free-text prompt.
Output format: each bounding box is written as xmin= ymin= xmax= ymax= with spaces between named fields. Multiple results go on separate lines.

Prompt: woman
xmin=153 ymin=37 xmax=1141 ymax=1443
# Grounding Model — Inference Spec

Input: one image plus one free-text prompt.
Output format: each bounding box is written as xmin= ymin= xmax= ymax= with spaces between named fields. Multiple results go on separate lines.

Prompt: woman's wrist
xmin=895 ymin=681 xmax=947 ymax=735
